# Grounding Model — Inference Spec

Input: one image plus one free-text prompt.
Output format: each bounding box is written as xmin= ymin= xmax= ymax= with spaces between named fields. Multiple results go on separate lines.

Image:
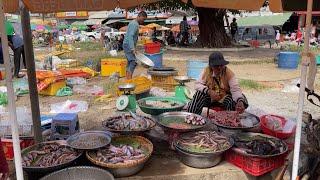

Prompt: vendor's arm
xmin=195 ymin=69 xmax=210 ymax=94
xmin=228 ymin=75 xmax=245 ymax=103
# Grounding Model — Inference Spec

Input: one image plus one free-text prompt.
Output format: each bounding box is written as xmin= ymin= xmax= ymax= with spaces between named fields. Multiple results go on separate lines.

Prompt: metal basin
xmin=107 ymin=163 xmax=145 ymax=178
xmin=175 ymin=146 xmax=223 ymax=168
xmin=40 ymin=166 xmax=114 ymax=180
xmin=174 ymin=76 xmax=191 ymax=84
xmin=118 ymin=84 xmax=136 ymax=92
xmin=21 ymin=141 xmax=83 ymax=174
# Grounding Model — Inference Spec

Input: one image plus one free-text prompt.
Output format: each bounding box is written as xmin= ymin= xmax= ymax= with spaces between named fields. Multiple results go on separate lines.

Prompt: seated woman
xmin=187 ymin=52 xmax=248 ymax=115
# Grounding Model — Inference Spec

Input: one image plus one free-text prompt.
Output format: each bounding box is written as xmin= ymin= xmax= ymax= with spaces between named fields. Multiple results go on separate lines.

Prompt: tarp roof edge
xmin=3 ymin=0 xmax=161 ymax=13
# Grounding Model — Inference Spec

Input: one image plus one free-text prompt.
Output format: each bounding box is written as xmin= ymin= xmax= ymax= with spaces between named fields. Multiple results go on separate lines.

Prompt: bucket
xmin=316 ymin=55 xmax=320 ymax=65
xmin=144 ymin=51 xmax=163 ymax=68
xmin=278 ymin=52 xmax=300 ymax=69
xmin=187 ymin=60 xmax=208 ymax=79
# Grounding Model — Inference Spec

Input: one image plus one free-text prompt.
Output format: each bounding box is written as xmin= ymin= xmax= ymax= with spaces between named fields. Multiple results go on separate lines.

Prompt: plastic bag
xmin=14 ymin=79 xmax=29 ymax=95
xmin=0 ymin=93 xmax=7 ymax=105
xmin=56 ymin=87 xmax=73 ymax=97
xmin=282 ymin=119 xmax=296 ymax=133
xmin=66 ymin=77 xmax=87 ymax=86
xmin=73 ymin=85 xmax=103 ymax=96
xmin=50 ymin=100 xmax=88 ymax=113
xmin=265 ymin=115 xmax=283 ymax=131
xmin=109 ymin=50 xmax=117 ymax=56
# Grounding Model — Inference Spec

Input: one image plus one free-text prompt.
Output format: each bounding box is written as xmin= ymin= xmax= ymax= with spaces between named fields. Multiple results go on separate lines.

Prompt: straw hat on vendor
xmin=187 ymin=52 xmax=248 ymax=115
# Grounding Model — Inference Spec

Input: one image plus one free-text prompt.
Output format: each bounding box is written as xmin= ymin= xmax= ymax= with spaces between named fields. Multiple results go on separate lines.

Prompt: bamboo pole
xmin=0 ymin=0 xmax=24 ymax=179
xmin=291 ymin=0 xmax=313 ymax=179
xmin=19 ymin=0 xmax=42 ymax=143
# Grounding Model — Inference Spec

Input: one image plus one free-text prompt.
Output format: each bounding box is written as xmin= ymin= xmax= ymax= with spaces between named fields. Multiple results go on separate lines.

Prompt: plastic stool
xmin=50 ymin=113 xmax=79 ymax=140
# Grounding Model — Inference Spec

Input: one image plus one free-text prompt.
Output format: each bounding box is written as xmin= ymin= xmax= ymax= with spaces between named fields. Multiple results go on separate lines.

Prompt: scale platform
xmin=116 ymin=83 xmax=137 ymax=112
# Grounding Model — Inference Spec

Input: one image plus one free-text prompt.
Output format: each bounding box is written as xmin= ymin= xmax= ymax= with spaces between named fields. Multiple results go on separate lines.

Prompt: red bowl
xmin=260 ymin=114 xmax=296 ymax=139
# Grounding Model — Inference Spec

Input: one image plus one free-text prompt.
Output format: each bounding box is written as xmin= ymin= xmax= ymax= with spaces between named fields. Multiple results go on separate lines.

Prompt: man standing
xmin=179 ymin=16 xmax=190 ymax=46
xmin=8 ymin=34 xmax=25 ymax=78
xmin=123 ymin=11 xmax=147 ymax=79
xmin=230 ymin=18 xmax=238 ymax=42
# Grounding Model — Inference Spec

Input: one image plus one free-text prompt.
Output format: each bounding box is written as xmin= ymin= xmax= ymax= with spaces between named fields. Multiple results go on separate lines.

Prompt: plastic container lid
xmin=54 ymin=113 xmax=78 ymax=121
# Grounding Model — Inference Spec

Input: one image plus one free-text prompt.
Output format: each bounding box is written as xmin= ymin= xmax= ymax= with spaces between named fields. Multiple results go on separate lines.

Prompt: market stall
xmin=0 ymin=0 xmax=319 ymax=180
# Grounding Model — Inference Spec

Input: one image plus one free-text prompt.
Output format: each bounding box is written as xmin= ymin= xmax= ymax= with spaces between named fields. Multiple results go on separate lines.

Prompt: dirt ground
xmin=12 ymin=47 xmax=320 ymax=131
xmin=6 ymin=47 xmax=320 ymax=179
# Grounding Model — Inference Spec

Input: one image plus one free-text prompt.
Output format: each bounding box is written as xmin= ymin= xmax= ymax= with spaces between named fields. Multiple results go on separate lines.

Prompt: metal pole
xmin=0 ymin=1 xmax=24 ymax=179
xmin=19 ymin=0 xmax=42 ymax=143
xmin=291 ymin=0 xmax=313 ymax=179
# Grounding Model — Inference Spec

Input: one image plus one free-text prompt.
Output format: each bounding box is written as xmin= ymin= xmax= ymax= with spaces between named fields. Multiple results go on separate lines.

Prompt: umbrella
xmin=30 ymin=24 xmax=36 ymax=31
xmin=145 ymin=23 xmax=161 ymax=29
xmin=158 ymin=26 xmax=170 ymax=31
xmin=5 ymin=20 xmax=14 ymax=35
xmin=120 ymin=25 xmax=150 ymax=33
xmin=58 ymin=24 xmax=70 ymax=30
xmin=171 ymin=24 xmax=199 ymax=33
xmin=187 ymin=20 xmax=198 ymax=26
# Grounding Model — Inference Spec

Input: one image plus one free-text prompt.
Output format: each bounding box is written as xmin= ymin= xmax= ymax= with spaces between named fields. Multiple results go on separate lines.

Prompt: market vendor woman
xmin=187 ymin=52 xmax=248 ymax=114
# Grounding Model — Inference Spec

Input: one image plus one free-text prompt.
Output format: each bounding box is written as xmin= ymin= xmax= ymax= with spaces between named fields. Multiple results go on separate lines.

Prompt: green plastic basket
xmin=137 ymin=97 xmax=186 ymax=115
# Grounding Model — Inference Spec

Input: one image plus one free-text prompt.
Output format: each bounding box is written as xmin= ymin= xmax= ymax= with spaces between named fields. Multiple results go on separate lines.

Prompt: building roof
xmin=237 ymin=13 xmax=292 ymax=27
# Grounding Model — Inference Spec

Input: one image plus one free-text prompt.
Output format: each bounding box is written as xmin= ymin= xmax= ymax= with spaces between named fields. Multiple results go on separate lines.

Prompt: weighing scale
xmin=174 ymin=76 xmax=192 ymax=102
xmin=116 ymin=84 xmax=137 ymax=113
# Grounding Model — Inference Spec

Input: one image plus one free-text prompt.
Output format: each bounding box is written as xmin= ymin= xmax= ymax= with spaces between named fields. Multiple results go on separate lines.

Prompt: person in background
xmin=118 ymin=34 xmax=124 ymax=51
xmin=151 ymin=27 xmax=158 ymax=42
xmin=230 ymin=18 xmax=238 ymax=42
xmin=167 ymin=31 xmax=176 ymax=45
xmin=123 ymin=11 xmax=148 ymax=79
xmin=275 ymin=30 xmax=281 ymax=47
xmin=8 ymin=34 xmax=26 ymax=78
xmin=187 ymin=52 xmax=248 ymax=115
xmin=179 ymin=16 xmax=190 ymax=46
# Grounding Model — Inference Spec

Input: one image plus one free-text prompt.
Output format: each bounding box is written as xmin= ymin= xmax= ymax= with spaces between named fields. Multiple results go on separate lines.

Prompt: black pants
xmin=13 ymin=46 xmax=26 ymax=77
xmin=187 ymin=91 xmax=248 ymax=115
xmin=181 ymin=32 xmax=189 ymax=45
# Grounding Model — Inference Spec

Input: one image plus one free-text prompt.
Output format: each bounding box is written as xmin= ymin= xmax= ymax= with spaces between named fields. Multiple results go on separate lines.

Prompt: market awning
xmin=106 ymin=19 xmax=122 ymax=25
xmin=84 ymin=19 xmax=104 ymax=26
xmin=237 ymin=13 xmax=292 ymax=27
xmin=269 ymin=0 xmax=320 ymax=12
xmin=3 ymin=0 xmax=161 ymax=13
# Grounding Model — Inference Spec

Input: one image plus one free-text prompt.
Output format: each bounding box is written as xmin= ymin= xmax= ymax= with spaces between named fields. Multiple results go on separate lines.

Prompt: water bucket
xmin=316 ymin=55 xmax=320 ymax=65
xmin=187 ymin=60 xmax=208 ymax=79
xmin=144 ymin=51 xmax=163 ymax=68
xmin=278 ymin=52 xmax=300 ymax=69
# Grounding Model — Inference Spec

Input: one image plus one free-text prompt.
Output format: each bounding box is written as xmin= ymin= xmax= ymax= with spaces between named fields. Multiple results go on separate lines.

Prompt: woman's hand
xmin=209 ymin=90 xmax=220 ymax=101
xmin=235 ymin=101 xmax=245 ymax=113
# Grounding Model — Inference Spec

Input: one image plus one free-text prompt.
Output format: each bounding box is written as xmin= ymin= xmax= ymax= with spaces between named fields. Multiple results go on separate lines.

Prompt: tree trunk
xmin=195 ymin=7 xmax=231 ymax=48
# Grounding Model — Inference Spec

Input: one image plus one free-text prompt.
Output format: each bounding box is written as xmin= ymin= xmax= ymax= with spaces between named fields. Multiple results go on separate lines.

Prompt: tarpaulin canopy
xmin=269 ymin=0 xmax=320 ymax=12
xmin=237 ymin=13 xmax=292 ymax=27
xmin=180 ymin=0 xmax=265 ymax=11
xmin=3 ymin=0 xmax=161 ymax=13
xmin=84 ymin=19 xmax=104 ymax=26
